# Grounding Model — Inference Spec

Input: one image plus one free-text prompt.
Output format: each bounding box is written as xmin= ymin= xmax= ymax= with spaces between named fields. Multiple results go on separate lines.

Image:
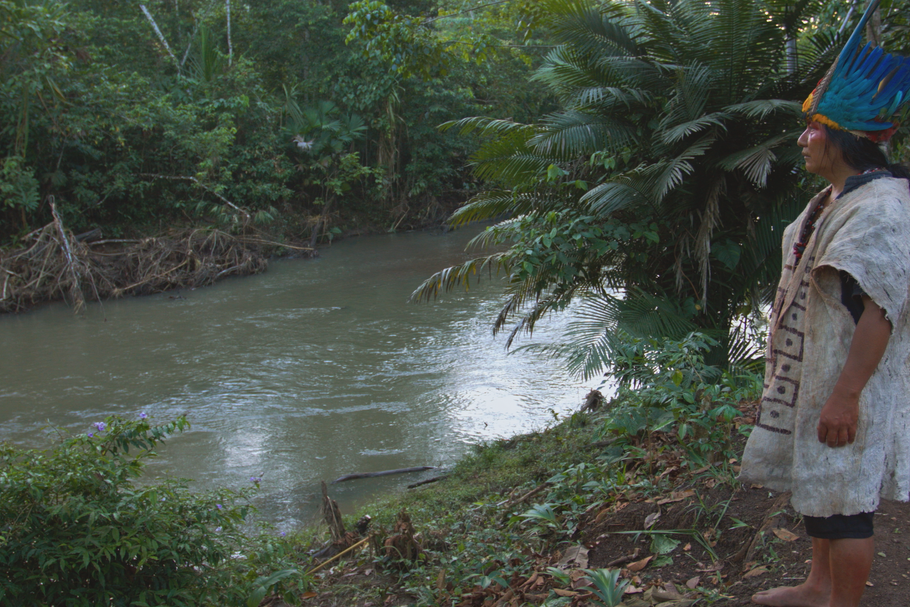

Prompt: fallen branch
xmin=49 ymin=198 xmax=86 ymax=312
xmin=607 ymin=547 xmax=641 ymax=568
xmin=737 ymin=492 xmax=791 ymax=570
xmin=408 ymin=475 xmax=448 ymax=489
xmin=139 ymin=174 xmax=251 ymax=222
xmin=305 ymin=535 xmax=372 ymax=576
xmin=500 ymin=481 xmax=549 ymax=509
xmin=239 ymin=237 xmax=314 ymax=252
xmin=1 ymin=226 xmax=268 ymax=314
xmin=332 ymin=466 xmax=436 ymax=484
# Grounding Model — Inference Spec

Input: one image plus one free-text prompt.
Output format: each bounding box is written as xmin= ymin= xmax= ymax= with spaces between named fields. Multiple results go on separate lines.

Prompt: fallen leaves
xmin=743 ymin=566 xmax=770 ymax=578
xmin=557 ymin=545 xmax=589 ymax=569
xmin=628 ymin=555 xmax=653 ymax=572
xmin=644 ymin=511 xmax=661 ymax=529
xmin=657 ymin=489 xmax=696 ymax=506
xmin=772 ymin=528 xmax=800 ymax=542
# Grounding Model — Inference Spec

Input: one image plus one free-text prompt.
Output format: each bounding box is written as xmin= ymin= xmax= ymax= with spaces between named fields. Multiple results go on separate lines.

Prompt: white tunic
xmin=740 ymin=176 xmax=910 ymax=517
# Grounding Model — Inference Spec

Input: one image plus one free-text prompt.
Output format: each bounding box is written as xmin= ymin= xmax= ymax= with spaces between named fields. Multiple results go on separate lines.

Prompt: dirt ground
xmin=580 ymin=484 xmax=910 ymax=606
xmin=295 ymin=485 xmax=910 ymax=607
xmin=292 ymin=399 xmax=910 ymax=606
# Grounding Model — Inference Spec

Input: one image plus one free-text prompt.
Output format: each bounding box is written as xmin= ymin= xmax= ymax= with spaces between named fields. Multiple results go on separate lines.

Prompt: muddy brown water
xmin=0 ymin=227 xmax=601 ymax=530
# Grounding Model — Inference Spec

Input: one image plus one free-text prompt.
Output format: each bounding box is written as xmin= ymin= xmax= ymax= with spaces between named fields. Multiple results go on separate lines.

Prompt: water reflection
xmin=0 ymin=227 xmax=600 ymax=529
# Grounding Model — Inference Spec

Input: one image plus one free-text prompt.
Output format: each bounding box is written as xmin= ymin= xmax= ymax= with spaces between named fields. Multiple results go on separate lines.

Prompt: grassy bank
xmin=297 ymin=399 xmax=764 ymax=607
xmin=6 ymin=333 xmax=910 ymax=606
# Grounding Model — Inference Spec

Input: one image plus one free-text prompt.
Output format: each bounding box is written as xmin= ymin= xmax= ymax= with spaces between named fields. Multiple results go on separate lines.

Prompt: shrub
xmin=0 ymin=415 xmax=255 ymax=607
xmin=602 ymin=332 xmax=761 ymax=461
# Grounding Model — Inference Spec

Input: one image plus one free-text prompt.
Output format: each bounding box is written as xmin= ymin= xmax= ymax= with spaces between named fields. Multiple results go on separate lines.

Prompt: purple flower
xmin=216 ymin=504 xmax=223 ymax=510
xmin=87 ymin=432 xmax=94 ymax=438
xmin=215 ymin=526 xmax=222 ymax=532
xmin=94 ymin=422 xmax=106 ymax=432
xmin=250 ymin=476 xmax=261 ymax=484
xmin=139 ymin=412 xmax=148 ymax=419
xmin=279 ymin=531 xmax=287 ymax=537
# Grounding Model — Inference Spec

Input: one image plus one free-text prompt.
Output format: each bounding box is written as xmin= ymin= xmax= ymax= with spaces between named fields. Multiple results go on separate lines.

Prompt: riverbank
xmin=0 ymin=207 xmax=453 ymax=314
xmin=289 ymin=397 xmax=910 ymax=607
xmin=5 ymin=371 xmax=910 ymax=605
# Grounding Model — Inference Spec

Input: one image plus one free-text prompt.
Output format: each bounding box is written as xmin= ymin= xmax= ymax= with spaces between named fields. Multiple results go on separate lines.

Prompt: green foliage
xmin=412 ymin=0 xmax=846 ymax=369
xmin=0 ymin=415 xmax=315 ymax=606
xmin=0 ymin=155 xmax=39 ymax=214
xmin=345 ymin=0 xmax=450 ymax=79
xmin=582 ymin=568 xmax=628 ymax=607
xmin=246 ymin=568 xmax=301 ymax=607
xmin=601 ymin=332 xmax=760 ymax=461
xmin=0 ymin=415 xmax=263 ymax=606
xmin=0 ymin=0 xmax=553 ymax=242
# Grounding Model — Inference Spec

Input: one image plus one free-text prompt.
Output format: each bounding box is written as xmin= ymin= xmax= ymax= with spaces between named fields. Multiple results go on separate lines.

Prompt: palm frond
xmin=724 ymin=99 xmax=802 ymax=120
xmin=581 ymin=177 xmax=652 ymax=216
xmin=660 ymin=112 xmax=728 ymax=145
xmin=409 ymin=253 xmax=510 ymax=303
xmin=645 ymin=133 xmax=716 ymax=199
xmin=556 ymin=289 xmax=699 ymax=379
xmin=439 ymin=116 xmax=537 ymax=139
xmin=718 ymin=132 xmax=793 ymax=187
xmin=531 ymin=110 xmax=637 ymax=157
xmin=448 ymin=190 xmax=555 ymax=227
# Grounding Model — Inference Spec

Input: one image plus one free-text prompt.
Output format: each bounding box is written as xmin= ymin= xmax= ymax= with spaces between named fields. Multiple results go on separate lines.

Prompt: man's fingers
xmin=837 ymin=426 xmax=851 ymax=447
xmin=817 ymin=422 xmax=827 ymax=443
xmin=819 ymin=424 xmax=855 ymax=447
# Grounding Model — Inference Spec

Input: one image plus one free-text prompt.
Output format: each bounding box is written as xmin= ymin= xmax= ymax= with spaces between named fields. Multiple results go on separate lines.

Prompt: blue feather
xmin=812 ymin=0 xmax=910 ymax=133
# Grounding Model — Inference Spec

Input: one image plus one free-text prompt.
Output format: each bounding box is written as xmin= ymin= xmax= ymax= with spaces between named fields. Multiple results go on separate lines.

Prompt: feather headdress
xmin=803 ymin=0 xmax=910 ymax=142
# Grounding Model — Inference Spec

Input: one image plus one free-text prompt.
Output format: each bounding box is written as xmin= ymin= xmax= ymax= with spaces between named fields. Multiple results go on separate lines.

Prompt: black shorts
xmin=803 ymin=512 xmax=875 ymax=539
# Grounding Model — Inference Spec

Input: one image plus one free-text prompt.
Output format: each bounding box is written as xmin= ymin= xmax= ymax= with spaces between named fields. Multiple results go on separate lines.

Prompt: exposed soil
xmin=288 ymin=401 xmax=910 ymax=607
xmin=580 ymin=483 xmax=910 ymax=606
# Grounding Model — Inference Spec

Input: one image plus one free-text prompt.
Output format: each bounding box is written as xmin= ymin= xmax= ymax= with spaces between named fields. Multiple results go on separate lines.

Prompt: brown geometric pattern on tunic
xmin=764 ymin=376 xmax=800 ymax=408
xmin=755 ymin=420 xmax=793 ymax=435
xmin=755 ymin=398 xmax=793 ymax=434
xmin=773 ymin=325 xmax=805 ymax=362
xmin=755 ymin=246 xmax=816 ymax=436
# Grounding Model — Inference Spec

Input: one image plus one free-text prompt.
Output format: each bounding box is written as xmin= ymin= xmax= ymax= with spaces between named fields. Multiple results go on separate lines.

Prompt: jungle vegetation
xmin=411 ymin=0 xmax=910 ymax=371
xmin=3 ymin=0 xmax=910 ymax=353
xmin=0 ymin=0 xmax=553 ymax=243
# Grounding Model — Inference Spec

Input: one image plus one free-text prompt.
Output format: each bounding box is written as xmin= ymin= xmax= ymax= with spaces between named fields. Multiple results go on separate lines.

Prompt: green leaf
xmin=650 ymin=534 xmax=681 ymax=555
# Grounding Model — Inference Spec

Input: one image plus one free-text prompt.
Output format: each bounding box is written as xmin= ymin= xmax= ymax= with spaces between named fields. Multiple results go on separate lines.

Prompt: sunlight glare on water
xmin=0 ymin=226 xmax=601 ymax=528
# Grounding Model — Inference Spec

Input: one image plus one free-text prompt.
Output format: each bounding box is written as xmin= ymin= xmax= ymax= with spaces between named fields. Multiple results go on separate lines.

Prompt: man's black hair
xmin=824 ymin=126 xmax=910 ymax=180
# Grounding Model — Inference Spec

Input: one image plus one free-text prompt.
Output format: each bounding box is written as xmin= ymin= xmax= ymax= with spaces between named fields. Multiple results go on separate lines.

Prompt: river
xmin=0 ymin=226 xmax=600 ymax=530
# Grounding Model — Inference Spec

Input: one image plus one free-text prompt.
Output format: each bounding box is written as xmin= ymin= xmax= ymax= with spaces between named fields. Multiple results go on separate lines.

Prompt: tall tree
xmin=412 ymin=0 xmax=855 ymax=373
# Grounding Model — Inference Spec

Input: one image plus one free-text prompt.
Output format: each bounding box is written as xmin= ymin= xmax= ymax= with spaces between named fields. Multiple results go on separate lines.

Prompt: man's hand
xmin=817 ymin=390 xmax=859 ymax=447
xmin=816 ymin=294 xmax=890 ymax=449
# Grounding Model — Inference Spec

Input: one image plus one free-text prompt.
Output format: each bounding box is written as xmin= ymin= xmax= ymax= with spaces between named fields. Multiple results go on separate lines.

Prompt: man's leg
xmin=752 ymin=537 xmax=832 ymax=606
xmin=828 ymin=536 xmax=873 ymax=607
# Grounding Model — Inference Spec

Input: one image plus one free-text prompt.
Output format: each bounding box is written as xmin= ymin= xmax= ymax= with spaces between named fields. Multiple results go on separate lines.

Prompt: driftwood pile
xmin=0 ymin=204 xmax=296 ymax=313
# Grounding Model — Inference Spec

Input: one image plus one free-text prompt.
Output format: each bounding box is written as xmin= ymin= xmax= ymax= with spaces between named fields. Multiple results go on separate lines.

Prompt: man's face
xmin=797 ymin=120 xmax=839 ymax=178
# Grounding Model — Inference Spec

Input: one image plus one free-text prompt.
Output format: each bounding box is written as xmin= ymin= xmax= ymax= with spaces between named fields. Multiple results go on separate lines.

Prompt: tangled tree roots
xmin=0 ymin=220 xmax=283 ymax=314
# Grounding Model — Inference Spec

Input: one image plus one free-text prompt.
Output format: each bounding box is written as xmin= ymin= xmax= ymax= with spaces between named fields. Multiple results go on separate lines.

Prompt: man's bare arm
xmin=817 ymin=295 xmax=891 ymax=447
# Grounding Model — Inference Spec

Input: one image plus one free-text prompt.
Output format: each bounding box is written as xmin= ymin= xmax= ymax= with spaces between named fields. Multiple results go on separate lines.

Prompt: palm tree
xmin=412 ymin=0 xmax=839 ymax=374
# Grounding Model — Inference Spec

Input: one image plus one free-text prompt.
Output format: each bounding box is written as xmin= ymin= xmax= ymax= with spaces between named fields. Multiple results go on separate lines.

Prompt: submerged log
xmin=331 ymin=466 xmax=436 ymax=484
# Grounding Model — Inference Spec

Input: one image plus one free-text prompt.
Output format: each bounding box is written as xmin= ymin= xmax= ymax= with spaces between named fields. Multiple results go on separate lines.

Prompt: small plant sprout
xmin=582 ymin=568 xmax=629 ymax=607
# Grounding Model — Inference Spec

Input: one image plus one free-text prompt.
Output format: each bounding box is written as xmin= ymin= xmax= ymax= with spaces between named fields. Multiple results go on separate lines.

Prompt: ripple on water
xmin=0 ymin=227 xmax=603 ymax=526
